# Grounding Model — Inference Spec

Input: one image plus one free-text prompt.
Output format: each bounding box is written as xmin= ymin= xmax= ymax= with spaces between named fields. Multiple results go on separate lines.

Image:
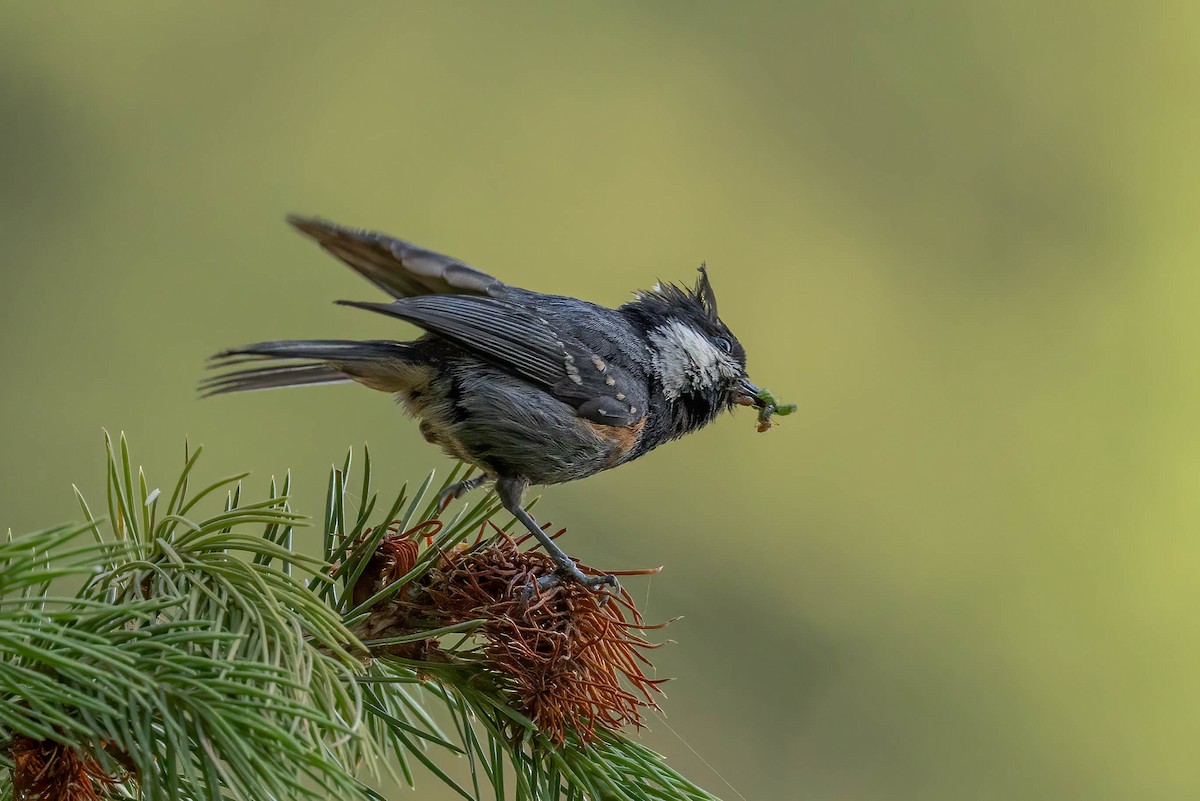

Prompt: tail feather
xmin=210 ymin=339 xmax=405 ymax=361
xmin=200 ymin=363 xmax=349 ymax=397
xmin=202 ymin=339 xmax=419 ymax=397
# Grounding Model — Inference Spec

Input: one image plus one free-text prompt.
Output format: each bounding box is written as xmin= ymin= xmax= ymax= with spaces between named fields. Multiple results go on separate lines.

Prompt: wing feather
xmin=288 ymin=216 xmax=504 ymax=298
xmin=338 ymin=297 xmax=564 ymax=384
xmin=339 ymin=296 xmax=647 ymax=425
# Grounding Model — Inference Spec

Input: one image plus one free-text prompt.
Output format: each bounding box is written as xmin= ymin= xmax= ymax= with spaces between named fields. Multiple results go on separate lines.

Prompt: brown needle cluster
xmin=351 ymin=520 xmax=668 ymax=743
xmin=10 ymin=736 xmax=121 ymax=801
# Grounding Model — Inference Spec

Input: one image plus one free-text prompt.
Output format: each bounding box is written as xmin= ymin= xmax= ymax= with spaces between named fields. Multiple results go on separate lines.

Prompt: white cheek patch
xmin=649 ymin=320 xmax=740 ymax=400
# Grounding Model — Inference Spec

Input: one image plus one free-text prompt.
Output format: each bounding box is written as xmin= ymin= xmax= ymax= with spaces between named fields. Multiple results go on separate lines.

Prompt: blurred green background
xmin=2 ymin=2 xmax=1197 ymax=798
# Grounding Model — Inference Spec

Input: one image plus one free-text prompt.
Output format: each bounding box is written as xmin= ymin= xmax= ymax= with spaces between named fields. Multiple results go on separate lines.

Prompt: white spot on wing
xmin=562 ymin=353 xmax=583 ymax=384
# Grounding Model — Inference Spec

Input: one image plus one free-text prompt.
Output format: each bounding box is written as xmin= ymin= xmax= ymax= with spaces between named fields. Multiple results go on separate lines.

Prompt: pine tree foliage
xmin=0 ymin=433 xmax=724 ymax=801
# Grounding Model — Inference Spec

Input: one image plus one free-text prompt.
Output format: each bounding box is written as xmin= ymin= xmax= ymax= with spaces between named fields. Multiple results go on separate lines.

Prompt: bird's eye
xmin=715 ymin=336 xmax=732 ymax=353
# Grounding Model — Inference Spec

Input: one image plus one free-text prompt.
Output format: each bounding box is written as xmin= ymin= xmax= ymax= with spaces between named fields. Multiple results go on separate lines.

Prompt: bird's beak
xmin=734 ymin=377 xmax=764 ymax=408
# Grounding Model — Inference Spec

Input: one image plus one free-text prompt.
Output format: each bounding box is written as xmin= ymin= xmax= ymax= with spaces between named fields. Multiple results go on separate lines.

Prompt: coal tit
xmin=204 ymin=217 xmax=771 ymax=593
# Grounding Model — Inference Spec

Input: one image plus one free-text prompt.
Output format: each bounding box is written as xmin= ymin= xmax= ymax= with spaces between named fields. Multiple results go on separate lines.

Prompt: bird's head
xmin=622 ymin=266 xmax=763 ymax=435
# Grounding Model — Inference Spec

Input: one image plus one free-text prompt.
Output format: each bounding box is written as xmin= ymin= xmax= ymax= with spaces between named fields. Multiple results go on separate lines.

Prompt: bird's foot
xmin=521 ymin=561 xmax=619 ymax=601
xmin=437 ymin=475 xmax=488 ymax=511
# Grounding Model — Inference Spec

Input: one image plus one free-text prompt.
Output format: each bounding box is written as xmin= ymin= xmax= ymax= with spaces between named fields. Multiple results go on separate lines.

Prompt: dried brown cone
xmin=352 ymin=520 xmax=668 ymax=744
xmin=10 ymin=736 xmax=123 ymax=801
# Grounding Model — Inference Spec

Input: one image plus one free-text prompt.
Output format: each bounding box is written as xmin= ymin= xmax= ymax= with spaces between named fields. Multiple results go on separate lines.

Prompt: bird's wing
xmin=288 ymin=215 xmax=505 ymax=298
xmin=340 ymin=295 xmax=648 ymax=426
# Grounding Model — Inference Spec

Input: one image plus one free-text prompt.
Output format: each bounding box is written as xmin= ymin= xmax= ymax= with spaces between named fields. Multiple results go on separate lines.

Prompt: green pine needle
xmin=0 ymin=434 xmax=724 ymax=801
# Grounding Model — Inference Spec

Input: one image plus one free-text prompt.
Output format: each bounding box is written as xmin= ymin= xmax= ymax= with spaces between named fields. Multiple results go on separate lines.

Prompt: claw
xmin=494 ymin=476 xmax=618 ymax=602
xmin=520 ymin=562 xmax=619 ymax=601
xmin=438 ymin=475 xmax=488 ymax=511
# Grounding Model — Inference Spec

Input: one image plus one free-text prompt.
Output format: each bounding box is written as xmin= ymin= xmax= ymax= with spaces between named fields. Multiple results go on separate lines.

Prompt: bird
xmin=203 ymin=216 xmax=769 ymax=594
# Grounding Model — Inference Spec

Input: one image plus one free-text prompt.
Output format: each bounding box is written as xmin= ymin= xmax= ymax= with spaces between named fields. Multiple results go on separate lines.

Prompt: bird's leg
xmin=494 ymin=477 xmax=619 ymax=598
xmin=437 ymin=474 xmax=490 ymax=511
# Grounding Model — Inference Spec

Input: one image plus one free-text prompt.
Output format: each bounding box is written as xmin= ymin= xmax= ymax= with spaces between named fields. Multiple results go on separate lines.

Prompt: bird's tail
xmin=201 ymin=339 xmax=419 ymax=397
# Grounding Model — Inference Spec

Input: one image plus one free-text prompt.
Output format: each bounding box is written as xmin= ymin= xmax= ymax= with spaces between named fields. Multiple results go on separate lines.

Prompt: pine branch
xmin=0 ymin=433 xmax=724 ymax=801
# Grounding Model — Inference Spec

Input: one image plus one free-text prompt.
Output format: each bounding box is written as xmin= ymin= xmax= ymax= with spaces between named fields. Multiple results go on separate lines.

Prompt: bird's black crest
xmin=694 ymin=263 xmax=719 ymax=322
xmin=625 ymin=264 xmax=722 ymax=327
